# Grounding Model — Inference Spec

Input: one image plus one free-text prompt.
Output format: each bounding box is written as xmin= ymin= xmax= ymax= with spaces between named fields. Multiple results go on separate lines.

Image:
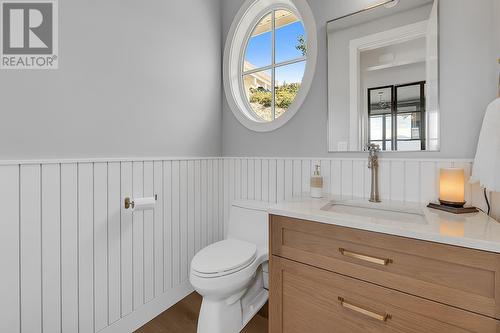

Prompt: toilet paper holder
xmin=124 ymin=194 xmax=158 ymax=210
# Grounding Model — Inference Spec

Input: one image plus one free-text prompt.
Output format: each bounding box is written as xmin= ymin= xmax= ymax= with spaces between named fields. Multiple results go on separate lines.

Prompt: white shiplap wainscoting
xmin=1 ymin=156 xmax=497 ymax=333
xmin=0 ymin=158 xmax=224 ymax=333
xmin=222 ymin=157 xmax=496 ymax=231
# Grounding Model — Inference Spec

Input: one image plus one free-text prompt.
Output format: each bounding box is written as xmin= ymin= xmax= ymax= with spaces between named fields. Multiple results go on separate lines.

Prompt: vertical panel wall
xmin=0 ymin=165 xmax=20 ymax=333
xmin=0 ymin=158 xmax=224 ymax=333
xmin=2 ymin=156 xmax=498 ymax=333
xmin=222 ymin=157 xmax=496 ymax=234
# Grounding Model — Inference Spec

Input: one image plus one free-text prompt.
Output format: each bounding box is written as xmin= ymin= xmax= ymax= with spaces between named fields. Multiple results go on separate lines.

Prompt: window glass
xmin=385 ymin=116 xmax=392 ymax=140
xmin=369 ymin=87 xmax=392 ymax=115
xmin=241 ymin=9 xmax=307 ymax=122
xmin=396 ymin=114 xmax=412 ymax=139
xmin=275 ymin=10 xmax=306 ymax=63
xmin=274 ymin=61 xmax=306 ymax=118
xmin=244 ymin=14 xmax=272 ymax=69
xmin=368 ymin=82 xmax=425 ymax=151
xmin=397 ymin=140 xmax=422 ymax=151
xmin=243 ymin=69 xmax=273 ymax=121
xmin=397 ymin=85 xmax=422 ymax=113
xmin=369 ymin=116 xmax=383 ymax=141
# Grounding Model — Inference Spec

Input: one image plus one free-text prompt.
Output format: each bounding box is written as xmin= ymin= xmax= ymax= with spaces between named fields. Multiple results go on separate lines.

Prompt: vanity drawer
xmin=269 ymin=256 xmax=500 ymax=333
xmin=270 ymin=215 xmax=500 ymax=319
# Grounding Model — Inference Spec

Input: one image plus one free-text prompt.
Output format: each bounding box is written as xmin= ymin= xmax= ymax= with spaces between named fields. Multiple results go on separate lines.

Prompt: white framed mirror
xmin=327 ymin=0 xmax=439 ymax=152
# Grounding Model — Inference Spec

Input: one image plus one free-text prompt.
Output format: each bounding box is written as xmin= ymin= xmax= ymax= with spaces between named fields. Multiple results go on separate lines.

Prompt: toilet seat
xmin=191 ymin=239 xmax=257 ymax=278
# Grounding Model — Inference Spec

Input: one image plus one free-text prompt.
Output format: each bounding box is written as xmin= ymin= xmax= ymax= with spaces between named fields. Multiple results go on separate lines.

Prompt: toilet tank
xmin=227 ymin=200 xmax=269 ymax=250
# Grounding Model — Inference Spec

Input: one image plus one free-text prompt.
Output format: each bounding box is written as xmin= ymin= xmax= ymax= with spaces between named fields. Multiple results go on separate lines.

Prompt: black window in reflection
xmin=368 ymin=81 xmax=426 ymax=151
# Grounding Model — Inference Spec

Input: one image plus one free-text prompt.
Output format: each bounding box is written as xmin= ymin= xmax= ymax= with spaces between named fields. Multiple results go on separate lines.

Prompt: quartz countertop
xmin=268 ymin=195 xmax=500 ymax=254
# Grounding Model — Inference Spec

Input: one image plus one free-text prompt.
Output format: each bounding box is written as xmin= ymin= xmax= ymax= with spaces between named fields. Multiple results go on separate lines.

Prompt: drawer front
xmin=270 ymin=215 xmax=500 ymax=319
xmin=269 ymin=256 xmax=500 ymax=333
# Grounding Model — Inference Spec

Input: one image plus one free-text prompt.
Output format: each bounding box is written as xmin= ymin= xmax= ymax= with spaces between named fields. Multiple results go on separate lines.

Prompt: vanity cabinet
xmin=269 ymin=215 xmax=500 ymax=332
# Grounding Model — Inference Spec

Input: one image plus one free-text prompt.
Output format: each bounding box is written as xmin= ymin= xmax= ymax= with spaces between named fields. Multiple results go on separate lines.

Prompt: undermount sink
xmin=321 ymin=200 xmax=427 ymax=225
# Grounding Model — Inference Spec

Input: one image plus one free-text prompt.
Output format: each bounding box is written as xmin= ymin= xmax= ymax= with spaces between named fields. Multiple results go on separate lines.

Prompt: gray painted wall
xmin=497 ymin=0 xmax=500 ymax=86
xmin=222 ymin=0 xmax=500 ymax=158
xmin=0 ymin=0 xmax=222 ymax=160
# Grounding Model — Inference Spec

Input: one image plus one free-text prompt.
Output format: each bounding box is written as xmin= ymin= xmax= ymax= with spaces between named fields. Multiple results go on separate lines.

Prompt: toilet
xmin=189 ymin=201 xmax=269 ymax=333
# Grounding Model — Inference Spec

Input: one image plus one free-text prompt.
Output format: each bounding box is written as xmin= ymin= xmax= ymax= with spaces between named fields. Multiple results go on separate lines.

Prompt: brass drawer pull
xmin=339 ymin=248 xmax=393 ymax=266
xmin=338 ymin=297 xmax=391 ymax=322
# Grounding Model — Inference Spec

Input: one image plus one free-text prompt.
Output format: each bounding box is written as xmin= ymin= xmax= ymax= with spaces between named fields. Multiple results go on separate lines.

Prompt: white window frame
xmin=240 ymin=6 xmax=307 ymax=121
xmin=224 ymin=0 xmax=317 ymax=132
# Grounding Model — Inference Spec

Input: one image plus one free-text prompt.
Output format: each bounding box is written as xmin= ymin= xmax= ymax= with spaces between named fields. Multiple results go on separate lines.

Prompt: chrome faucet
xmin=367 ymin=144 xmax=381 ymax=203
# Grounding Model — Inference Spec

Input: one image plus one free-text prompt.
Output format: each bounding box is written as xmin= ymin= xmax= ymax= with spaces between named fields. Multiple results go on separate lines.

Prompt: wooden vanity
xmin=269 ymin=214 xmax=500 ymax=332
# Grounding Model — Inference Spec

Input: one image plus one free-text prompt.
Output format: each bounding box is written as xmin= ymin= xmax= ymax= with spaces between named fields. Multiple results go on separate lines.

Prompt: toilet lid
xmin=191 ymin=239 xmax=257 ymax=275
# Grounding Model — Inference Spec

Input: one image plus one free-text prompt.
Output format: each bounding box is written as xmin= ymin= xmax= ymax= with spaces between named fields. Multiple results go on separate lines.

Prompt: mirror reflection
xmin=327 ymin=0 xmax=439 ymax=152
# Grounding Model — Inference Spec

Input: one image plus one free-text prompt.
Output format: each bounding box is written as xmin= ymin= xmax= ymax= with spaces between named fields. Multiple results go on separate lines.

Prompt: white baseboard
xmin=101 ymin=282 xmax=194 ymax=333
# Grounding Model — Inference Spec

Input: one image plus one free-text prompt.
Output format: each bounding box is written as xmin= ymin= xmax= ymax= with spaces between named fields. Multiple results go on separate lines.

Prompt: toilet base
xmin=196 ymin=270 xmax=268 ymax=333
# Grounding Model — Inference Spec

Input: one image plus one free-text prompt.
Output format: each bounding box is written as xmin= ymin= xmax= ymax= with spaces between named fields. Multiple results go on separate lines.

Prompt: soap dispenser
xmin=310 ymin=165 xmax=323 ymax=198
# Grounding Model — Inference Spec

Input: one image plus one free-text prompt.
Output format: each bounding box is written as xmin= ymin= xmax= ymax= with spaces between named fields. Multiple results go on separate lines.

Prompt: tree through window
xmin=242 ymin=9 xmax=307 ymax=122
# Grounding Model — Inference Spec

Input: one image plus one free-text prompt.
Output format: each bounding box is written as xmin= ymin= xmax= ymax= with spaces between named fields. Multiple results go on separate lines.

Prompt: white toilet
xmin=189 ymin=201 xmax=269 ymax=333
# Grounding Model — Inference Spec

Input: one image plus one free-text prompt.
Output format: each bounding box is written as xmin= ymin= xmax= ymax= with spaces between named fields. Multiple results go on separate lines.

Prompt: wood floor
xmin=135 ymin=292 xmax=268 ymax=333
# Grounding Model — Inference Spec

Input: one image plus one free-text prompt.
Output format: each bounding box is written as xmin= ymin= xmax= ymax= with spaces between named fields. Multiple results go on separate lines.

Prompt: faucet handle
xmin=366 ymin=143 xmax=381 ymax=152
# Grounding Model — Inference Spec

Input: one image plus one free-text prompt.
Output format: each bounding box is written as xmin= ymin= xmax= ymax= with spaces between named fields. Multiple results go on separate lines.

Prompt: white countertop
xmin=268 ymin=195 xmax=500 ymax=254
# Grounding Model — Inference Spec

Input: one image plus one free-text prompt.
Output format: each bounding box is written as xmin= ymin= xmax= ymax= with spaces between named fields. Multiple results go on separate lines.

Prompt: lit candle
xmin=439 ymin=168 xmax=465 ymax=207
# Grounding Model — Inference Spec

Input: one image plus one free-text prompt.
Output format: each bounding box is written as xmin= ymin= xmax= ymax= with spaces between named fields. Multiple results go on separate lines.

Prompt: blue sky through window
xmin=245 ymin=31 xmax=272 ymax=69
xmin=276 ymin=61 xmax=305 ymax=86
xmin=276 ymin=21 xmax=306 ymax=63
xmin=244 ymin=19 xmax=306 ymax=85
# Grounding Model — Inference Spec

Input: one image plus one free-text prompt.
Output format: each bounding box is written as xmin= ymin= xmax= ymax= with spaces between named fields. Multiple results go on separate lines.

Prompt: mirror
xmin=327 ymin=0 xmax=439 ymax=152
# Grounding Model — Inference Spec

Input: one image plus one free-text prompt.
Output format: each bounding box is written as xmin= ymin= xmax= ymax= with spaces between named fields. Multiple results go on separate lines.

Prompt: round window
xmin=224 ymin=0 xmax=317 ymax=132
